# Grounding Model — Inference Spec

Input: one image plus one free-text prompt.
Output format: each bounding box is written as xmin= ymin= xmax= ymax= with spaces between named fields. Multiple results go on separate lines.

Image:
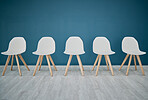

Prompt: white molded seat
xmin=64 ymin=36 xmax=85 ymax=76
xmin=119 ymin=37 xmax=146 ymax=76
xmin=122 ymin=37 xmax=146 ymax=55
xmin=64 ymin=36 xmax=85 ymax=55
xmin=92 ymin=37 xmax=114 ymax=76
xmin=33 ymin=37 xmax=55 ymax=55
xmin=1 ymin=37 xmax=30 ymax=76
xmin=32 ymin=37 xmax=57 ymax=76
xmin=93 ymin=37 xmax=115 ymax=55
xmin=1 ymin=37 xmax=26 ymax=55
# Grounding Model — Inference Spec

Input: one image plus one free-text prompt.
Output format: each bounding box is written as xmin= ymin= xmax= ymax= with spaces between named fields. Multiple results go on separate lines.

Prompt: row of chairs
xmin=1 ymin=36 xmax=146 ymax=76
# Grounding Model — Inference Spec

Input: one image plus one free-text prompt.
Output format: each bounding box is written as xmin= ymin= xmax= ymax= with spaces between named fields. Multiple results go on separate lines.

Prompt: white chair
xmin=119 ymin=37 xmax=146 ymax=76
xmin=64 ymin=36 xmax=85 ymax=76
xmin=1 ymin=37 xmax=30 ymax=76
xmin=92 ymin=37 xmax=115 ymax=76
xmin=32 ymin=37 xmax=57 ymax=76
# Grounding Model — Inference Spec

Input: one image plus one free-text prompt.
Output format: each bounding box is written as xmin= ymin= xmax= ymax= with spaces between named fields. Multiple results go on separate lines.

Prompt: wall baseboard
xmin=0 ymin=65 xmax=147 ymax=68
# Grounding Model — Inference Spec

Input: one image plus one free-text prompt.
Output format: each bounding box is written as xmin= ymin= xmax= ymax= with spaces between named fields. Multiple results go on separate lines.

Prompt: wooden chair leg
xmin=33 ymin=56 xmax=41 ymax=76
xmin=15 ymin=55 xmax=22 ymax=76
xmin=136 ymin=55 xmax=145 ymax=75
xmin=81 ymin=65 xmax=84 ymax=71
xmin=48 ymin=55 xmax=57 ymax=71
xmin=133 ymin=55 xmax=137 ymax=70
xmin=18 ymin=54 xmax=30 ymax=71
xmin=11 ymin=55 xmax=14 ymax=71
xmin=64 ymin=55 xmax=72 ymax=76
xmin=119 ymin=54 xmax=129 ymax=71
xmin=126 ymin=55 xmax=132 ymax=76
xmin=2 ymin=55 xmax=11 ymax=76
xmin=92 ymin=55 xmax=99 ymax=71
xmin=38 ymin=55 xmax=43 ymax=71
xmin=96 ymin=55 xmax=102 ymax=76
xmin=104 ymin=55 xmax=109 ymax=71
xmin=76 ymin=55 xmax=84 ymax=76
xmin=76 ymin=55 xmax=84 ymax=71
xmin=46 ymin=55 xmax=53 ymax=76
xmin=106 ymin=55 xmax=114 ymax=76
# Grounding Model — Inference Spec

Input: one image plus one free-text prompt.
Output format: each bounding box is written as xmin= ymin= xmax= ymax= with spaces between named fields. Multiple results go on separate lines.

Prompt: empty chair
xmin=119 ymin=37 xmax=146 ymax=76
xmin=1 ymin=37 xmax=30 ymax=76
xmin=92 ymin=37 xmax=115 ymax=76
xmin=64 ymin=36 xmax=85 ymax=76
xmin=33 ymin=37 xmax=57 ymax=76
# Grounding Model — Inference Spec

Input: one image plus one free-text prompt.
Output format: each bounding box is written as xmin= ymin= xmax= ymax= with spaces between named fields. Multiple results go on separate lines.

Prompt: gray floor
xmin=0 ymin=65 xmax=148 ymax=100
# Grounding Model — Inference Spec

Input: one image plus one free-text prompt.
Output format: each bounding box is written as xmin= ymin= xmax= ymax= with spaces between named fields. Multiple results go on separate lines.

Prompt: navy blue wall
xmin=0 ymin=0 xmax=148 ymax=65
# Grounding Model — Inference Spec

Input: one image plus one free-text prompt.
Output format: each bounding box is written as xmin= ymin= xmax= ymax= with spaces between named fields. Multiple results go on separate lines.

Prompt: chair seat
xmin=1 ymin=50 xmax=23 ymax=55
xmin=94 ymin=50 xmax=115 ymax=55
xmin=124 ymin=50 xmax=146 ymax=55
xmin=64 ymin=51 xmax=85 ymax=55
xmin=33 ymin=50 xmax=54 ymax=55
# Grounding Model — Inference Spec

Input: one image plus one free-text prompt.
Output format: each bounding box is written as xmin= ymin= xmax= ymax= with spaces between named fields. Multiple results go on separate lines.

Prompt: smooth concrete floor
xmin=0 ymin=65 xmax=148 ymax=100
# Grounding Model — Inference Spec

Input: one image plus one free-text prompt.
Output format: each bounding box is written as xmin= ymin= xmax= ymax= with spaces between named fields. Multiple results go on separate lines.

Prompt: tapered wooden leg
xmin=126 ymin=55 xmax=132 ymax=76
xmin=76 ymin=55 xmax=84 ymax=76
xmin=76 ymin=55 xmax=84 ymax=71
xmin=15 ymin=55 xmax=22 ymax=76
xmin=136 ymin=55 xmax=145 ymax=75
xmin=96 ymin=55 xmax=102 ymax=76
xmin=48 ymin=55 xmax=57 ymax=71
xmin=2 ymin=55 xmax=11 ymax=76
xmin=81 ymin=65 xmax=84 ymax=71
xmin=92 ymin=55 xmax=99 ymax=71
xmin=77 ymin=59 xmax=84 ymax=71
xmin=11 ymin=55 xmax=14 ymax=71
xmin=106 ymin=55 xmax=114 ymax=76
xmin=104 ymin=55 xmax=109 ymax=71
xmin=33 ymin=56 xmax=41 ymax=76
xmin=133 ymin=55 xmax=137 ymax=70
xmin=46 ymin=55 xmax=53 ymax=76
xmin=18 ymin=54 xmax=30 ymax=71
xmin=119 ymin=54 xmax=129 ymax=71
xmin=38 ymin=55 xmax=43 ymax=71
xmin=64 ymin=55 xmax=73 ymax=76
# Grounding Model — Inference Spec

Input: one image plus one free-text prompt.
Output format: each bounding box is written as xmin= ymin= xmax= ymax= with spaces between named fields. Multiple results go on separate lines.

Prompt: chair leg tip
xmin=64 ymin=74 xmax=67 ymax=76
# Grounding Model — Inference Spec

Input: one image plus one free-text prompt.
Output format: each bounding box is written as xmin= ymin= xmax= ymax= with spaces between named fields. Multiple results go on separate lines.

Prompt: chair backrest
xmin=64 ymin=36 xmax=85 ymax=55
xmin=36 ymin=37 xmax=55 ymax=54
xmin=93 ymin=37 xmax=112 ymax=53
xmin=122 ymin=37 xmax=140 ymax=53
xmin=8 ymin=37 xmax=26 ymax=54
